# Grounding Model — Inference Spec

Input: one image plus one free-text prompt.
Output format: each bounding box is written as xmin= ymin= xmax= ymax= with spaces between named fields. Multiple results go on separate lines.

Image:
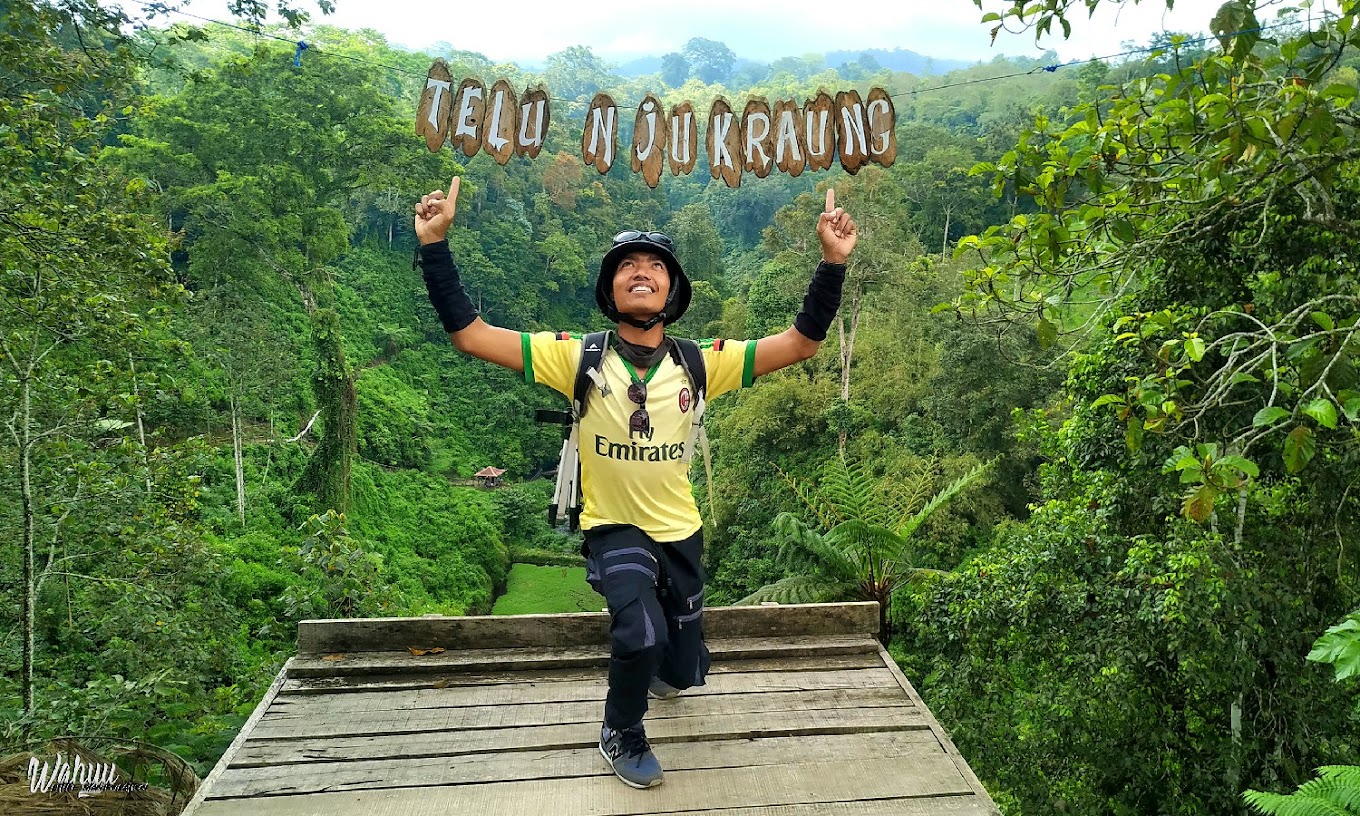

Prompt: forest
xmin=1 ymin=0 xmax=1359 ymax=813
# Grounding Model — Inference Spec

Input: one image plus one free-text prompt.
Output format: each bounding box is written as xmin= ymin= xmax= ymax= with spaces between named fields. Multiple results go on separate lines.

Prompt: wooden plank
xmin=287 ymin=635 xmax=879 ymax=677
xmin=231 ymin=706 xmax=926 ymax=767
xmin=875 ymin=643 xmax=1002 ymax=816
xmin=297 ymin=603 xmax=877 ymax=654
xmin=209 ymin=730 xmax=944 ymax=798
xmin=251 ymin=687 xmax=910 ymax=740
xmin=633 ymin=795 xmax=991 ymax=816
xmin=195 ymin=756 xmax=968 ymax=816
xmin=280 ymin=654 xmax=884 ymax=694
xmin=270 ymin=668 xmax=898 ymax=715
xmin=180 ymin=661 xmax=290 ymax=816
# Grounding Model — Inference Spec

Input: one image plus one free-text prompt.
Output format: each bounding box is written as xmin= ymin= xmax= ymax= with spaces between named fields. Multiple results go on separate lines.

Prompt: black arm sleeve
xmin=792 ymin=260 xmax=847 ymax=342
xmin=416 ymin=239 xmax=479 ymax=334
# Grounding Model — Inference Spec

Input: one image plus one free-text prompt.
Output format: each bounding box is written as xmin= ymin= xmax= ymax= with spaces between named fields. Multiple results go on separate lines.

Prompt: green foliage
xmin=1244 ymin=765 xmax=1360 ymax=816
xmin=491 ymin=565 xmax=603 ymax=616
xmin=355 ymin=366 xmax=434 ymax=469
xmin=740 ymin=456 xmax=992 ymax=642
xmin=1309 ymin=612 xmax=1360 ymax=683
xmin=281 ymin=510 xmax=396 ymax=619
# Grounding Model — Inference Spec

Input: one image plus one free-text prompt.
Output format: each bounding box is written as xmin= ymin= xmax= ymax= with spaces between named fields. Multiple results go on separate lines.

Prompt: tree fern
xmin=771 ymin=512 xmax=859 ymax=583
xmin=894 ymin=457 xmax=996 ymax=542
xmin=1244 ymin=766 xmax=1360 ymax=816
xmin=819 ymin=457 xmax=883 ymax=527
xmin=737 ymin=573 xmax=855 ymax=606
xmin=775 ymin=464 xmax=838 ymax=531
xmin=742 ymin=454 xmax=992 ymax=642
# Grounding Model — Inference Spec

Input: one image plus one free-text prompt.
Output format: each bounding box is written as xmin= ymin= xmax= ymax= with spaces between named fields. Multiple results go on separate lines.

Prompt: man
xmin=414 ymin=176 xmax=856 ymax=789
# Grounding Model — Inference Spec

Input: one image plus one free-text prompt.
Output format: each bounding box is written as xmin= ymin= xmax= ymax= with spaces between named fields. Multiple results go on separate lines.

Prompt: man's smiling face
xmin=611 ymin=251 xmax=671 ymax=320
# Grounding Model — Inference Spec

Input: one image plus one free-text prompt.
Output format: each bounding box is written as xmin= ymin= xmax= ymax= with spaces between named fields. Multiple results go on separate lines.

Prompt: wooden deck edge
xmin=181 ymin=658 xmax=293 ymax=816
xmin=287 ymin=634 xmax=882 ymax=677
xmin=296 ymin=602 xmax=880 ymax=654
xmin=875 ymin=643 xmax=1002 ymax=816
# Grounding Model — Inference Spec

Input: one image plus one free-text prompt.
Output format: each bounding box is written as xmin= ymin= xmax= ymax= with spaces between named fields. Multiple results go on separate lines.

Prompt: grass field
xmin=491 ymin=563 xmax=605 ymax=615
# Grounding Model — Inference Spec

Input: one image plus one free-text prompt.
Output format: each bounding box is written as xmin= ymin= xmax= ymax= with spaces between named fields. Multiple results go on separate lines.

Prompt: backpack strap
xmin=573 ymin=330 xmax=611 ymax=421
xmin=541 ymin=331 xmax=610 ymax=531
xmin=672 ymin=338 xmax=716 ymax=523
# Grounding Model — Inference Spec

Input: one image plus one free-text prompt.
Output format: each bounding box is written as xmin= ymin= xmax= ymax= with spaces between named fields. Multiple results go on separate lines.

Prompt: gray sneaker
xmin=599 ymin=722 xmax=663 ymax=788
xmin=648 ymin=677 xmax=681 ymax=700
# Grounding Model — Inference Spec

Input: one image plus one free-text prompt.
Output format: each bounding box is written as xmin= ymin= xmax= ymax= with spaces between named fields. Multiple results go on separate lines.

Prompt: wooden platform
xmin=182 ymin=602 xmax=998 ymax=816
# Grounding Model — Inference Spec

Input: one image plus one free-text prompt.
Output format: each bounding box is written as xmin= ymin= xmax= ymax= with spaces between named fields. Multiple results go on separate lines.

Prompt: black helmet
xmin=595 ymin=230 xmax=691 ymax=330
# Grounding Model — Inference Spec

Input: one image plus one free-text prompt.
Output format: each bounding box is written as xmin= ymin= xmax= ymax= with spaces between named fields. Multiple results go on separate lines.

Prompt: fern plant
xmin=739 ymin=456 xmax=993 ymax=644
xmin=1243 ymin=766 xmax=1360 ymax=816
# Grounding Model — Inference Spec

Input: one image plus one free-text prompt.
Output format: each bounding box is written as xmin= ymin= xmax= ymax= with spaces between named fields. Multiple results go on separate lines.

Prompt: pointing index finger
xmin=825 ymin=188 xmax=835 ymax=213
xmin=448 ymin=175 xmax=461 ymax=202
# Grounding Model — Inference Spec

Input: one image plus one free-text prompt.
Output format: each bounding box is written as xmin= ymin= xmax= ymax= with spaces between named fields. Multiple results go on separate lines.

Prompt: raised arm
xmin=752 ymin=188 xmax=857 ymax=377
xmin=416 ymin=176 xmax=524 ymax=373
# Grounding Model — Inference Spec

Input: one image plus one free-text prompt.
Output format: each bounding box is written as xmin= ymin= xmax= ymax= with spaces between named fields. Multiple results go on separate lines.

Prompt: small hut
xmin=473 ymin=466 xmax=506 ymax=488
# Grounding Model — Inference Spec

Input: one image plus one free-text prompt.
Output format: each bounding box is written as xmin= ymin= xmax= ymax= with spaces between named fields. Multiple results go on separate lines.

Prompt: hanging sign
xmin=416 ymin=62 xmax=896 ymax=185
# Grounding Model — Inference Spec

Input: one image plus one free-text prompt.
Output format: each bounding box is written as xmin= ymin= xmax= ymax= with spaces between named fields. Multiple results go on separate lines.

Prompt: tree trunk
xmin=19 ymin=371 xmax=35 ymax=722
xmin=941 ymin=205 xmax=953 ymax=257
xmin=293 ymin=272 xmax=356 ymax=516
xmin=877 ymin=592 xmax=891 ymax=647
xmin=231 ymin=393 xmax=245 ymax=526
xmin=836 ymin=284 xmax=863 ymax=459
xmin=128 ymin=351 xmax=152 ymax=495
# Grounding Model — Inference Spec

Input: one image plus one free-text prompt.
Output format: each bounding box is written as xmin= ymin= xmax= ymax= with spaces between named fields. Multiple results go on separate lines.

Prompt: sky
xmin=132 ymin=0 xmax=1336 ymax=67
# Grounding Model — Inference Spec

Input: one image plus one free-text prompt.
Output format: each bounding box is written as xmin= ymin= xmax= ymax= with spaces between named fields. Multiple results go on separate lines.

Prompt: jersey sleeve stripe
xmin=521 ymin=332 xmax=535 ymax=383
xmin=743 ymin=339 xmax=757 ymax=388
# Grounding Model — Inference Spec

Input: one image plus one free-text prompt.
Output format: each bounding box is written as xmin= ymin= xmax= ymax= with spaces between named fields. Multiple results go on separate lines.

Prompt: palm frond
xmin=1244 ymin=766 xmax=1360 ymax=816
xmin=896 ymin=457 xmax=996 ymax=542
xmin=736 ymin=574 xmax=857 ymax=606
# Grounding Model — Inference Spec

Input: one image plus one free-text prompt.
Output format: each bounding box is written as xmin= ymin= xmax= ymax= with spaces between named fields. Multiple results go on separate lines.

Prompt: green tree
xmin=682 ymin=37 xmax=735 ymax=84
xmin=660 ymin=52 xmax=689 ymax=87
xmin=544 ymin=45 xmax=616 ymax=102
xmin=0 ymin=0 xmax=188 ymax=722
xmin=110 ymin=45 xmax=414 ymax=517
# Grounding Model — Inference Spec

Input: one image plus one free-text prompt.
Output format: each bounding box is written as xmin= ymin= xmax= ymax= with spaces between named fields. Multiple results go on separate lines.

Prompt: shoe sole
xmin=647 ymin=691 xmax=680 ymax=700
xmin=599 ymin=742 xmax=663 ymax=789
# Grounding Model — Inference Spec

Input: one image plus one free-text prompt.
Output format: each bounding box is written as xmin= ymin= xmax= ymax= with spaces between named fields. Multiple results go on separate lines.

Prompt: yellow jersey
xmin=522 ymin=332 xmax=756 ymax=542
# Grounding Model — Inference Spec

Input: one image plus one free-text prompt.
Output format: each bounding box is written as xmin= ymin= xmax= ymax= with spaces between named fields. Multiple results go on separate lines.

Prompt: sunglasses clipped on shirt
xmin=612 ymin=230 xmax=675 ymax=251
xmin=626 ymin=379 xmax=650 ymax=437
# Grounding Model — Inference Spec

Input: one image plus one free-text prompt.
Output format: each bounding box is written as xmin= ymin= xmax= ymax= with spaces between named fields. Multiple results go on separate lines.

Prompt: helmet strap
xmin=618 ymin=312 xmax=664 ymax=330
xmin=603 ymin=271 xmax=679 ymax=330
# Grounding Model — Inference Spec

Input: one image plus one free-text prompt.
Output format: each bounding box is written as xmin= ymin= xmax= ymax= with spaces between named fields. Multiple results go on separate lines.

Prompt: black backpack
xmin=536 ymin=330 xmax=710 ymax=531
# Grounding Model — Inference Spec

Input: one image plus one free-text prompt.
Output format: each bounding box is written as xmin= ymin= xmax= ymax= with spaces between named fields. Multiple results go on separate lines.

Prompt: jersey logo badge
xmin=679 ymin=387 xmax=691 ymax=413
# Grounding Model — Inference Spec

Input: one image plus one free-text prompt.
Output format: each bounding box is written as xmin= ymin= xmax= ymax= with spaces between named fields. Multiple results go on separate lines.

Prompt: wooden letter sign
xmin=416 ymin=59 xmax=453 ymax=153
xmin=582 ymin=92 xmax=618 ymax=175
xmin=804 ymin=91 xmax=835 ymax=172
xmin=482 ymin=79 xmax=518 ymax=165
xmin=516 ymin=85 xmax=550 ymax=159
xmin=707 ymin=97 xmax=742 ymax=188
xmin=451 ymin=78 xmax=485 ymax=158
xmin=772 ymin=98 xmax=806 ymax=177
xmin=742 ymin=97 xmax=774 ymax=179
xmin=835 ymin=89 xmax=870 ymax=175
xmin=866 ymin=87 xmax=897 ymax=167
xmin=631 ymin=93 xmax=667 ymax=188
xmin=668 ymin=102 xmax=698 ymax=176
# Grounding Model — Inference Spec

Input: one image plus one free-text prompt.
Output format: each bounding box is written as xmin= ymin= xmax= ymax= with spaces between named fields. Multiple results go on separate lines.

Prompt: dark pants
xmin=583 ymin=524 xmax=710 ymax=730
